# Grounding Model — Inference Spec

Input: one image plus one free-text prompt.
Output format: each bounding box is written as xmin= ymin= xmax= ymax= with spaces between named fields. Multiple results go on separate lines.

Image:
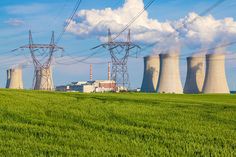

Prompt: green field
xmin=0 ymin=89 xmax=235 ymax=156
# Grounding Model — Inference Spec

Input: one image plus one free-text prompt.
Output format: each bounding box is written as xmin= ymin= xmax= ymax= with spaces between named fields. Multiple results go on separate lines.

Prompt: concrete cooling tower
xmin=34 ymin=67 xmax=54 ymax=91
xmin=157 ymin=53 xmax=183 ymax=94
xmin=6 ymin=70 xmax=10 ymax=88
xmin=141 ymin=56 xmax=160 ymax=92
xmin=6 ymin=67 xmax=24 ymax=89
xmin=184 ymin=56 xmax=205 ymax=94
xmin=202 ymin=53 xmax=230 ymax=94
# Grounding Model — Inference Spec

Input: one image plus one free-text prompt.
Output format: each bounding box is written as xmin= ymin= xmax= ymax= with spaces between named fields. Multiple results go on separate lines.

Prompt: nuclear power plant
xmin=184 ymin=56 xmax=205 ymax=94
xmin=202 ymin=53 xmax=230 ymax=94
xmin=156 ymin=53 xmax=183 ymax=94
xmin=34 ymin=67 xmax=54 ymax=91
xmin=2 ymin=51 xmax=233 ymax=94
xmin=6 ymin=67 xmax=24 ymax=89
xmin=2 ymin=31 xmax=234 ymax=94
xmin=141 ymin=55 xmax=160 ymax=92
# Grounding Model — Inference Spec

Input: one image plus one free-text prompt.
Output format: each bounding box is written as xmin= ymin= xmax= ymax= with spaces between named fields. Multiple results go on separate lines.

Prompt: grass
xmin=0 ymin=89 xmax=235 ymax=156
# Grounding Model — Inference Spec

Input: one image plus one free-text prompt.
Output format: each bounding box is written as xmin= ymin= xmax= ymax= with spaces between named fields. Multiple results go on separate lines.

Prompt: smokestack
xmin=157 ymin=53 xmax=183 ymax=94
xmin=108 ymin=62 xmax=111 ymax=80
xmin=90 ymin=64 xmax=93 ymax=81
xmin=202 ymin=53 xmax=230 ymax=94
xmin=141 ymin=55 xmax=160 ymax=92
xmin=34 ymin=67 xmax=54 ymax=91
xmin=6 ymin=67 xmax=24 ymax=89
xmin=184 ymin=56 xmax=205 ymax=94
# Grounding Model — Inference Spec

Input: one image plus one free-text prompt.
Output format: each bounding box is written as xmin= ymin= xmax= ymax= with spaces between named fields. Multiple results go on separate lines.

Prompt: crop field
xmin=0 ymin=89 xmax=235 ymax=156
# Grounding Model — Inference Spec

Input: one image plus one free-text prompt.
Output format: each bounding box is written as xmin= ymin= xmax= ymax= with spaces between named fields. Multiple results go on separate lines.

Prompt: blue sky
xmin=0 ymin=0 xmax=236 ymax=90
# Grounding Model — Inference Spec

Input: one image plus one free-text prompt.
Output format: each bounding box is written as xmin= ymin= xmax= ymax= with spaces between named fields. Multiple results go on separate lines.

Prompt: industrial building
xmin=6 ymin=67 xmax=24 ymax=89
xmin=3 ymin=49 xmax=233 ymax=95
xmin=157 ymin=53 xmax=183 ymax=94
xmin=184 ymin=56 xmax=205 ymax=94
xmin=56 ymin=82 xmax=86 ymax=92
xmin=202 ymin=53 xmax=230 ymax=94
xmin=56 ymin=80 xmax=116 ymax=93
xmin=141 ymin=55 xmax=160 ymax=93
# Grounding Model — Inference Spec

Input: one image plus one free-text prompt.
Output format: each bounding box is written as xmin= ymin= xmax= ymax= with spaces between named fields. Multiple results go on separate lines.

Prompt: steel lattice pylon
xmin=93 ymin=29 xmax=140 ymax=89
xmin=19 ymin=30 xmax=64 ymax=90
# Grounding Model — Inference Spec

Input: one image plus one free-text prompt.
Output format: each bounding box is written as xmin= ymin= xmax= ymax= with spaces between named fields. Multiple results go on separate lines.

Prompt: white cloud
xmin=176 ymin=12 xmax=236 ymax=49
xmin=66 ymin=0 xmax=176 ymax=45
xmin=66 ymin=0 xmax=236 ymax=53
xmin=4 ymin=18 xmax=25 ymax=26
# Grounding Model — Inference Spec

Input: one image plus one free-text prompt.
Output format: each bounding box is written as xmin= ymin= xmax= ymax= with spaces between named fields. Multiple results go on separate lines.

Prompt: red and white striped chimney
xmin=108 ymin=62 xmax=111 ymax=80
xmin=90 ymin=64 xmax=93 ymax=81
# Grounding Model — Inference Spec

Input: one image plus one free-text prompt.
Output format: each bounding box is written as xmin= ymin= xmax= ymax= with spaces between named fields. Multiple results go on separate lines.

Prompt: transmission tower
xmin=92 ymin=29 xmax=140 ymax=89
xmin=19 ymin=30 xmax=64 ymax=90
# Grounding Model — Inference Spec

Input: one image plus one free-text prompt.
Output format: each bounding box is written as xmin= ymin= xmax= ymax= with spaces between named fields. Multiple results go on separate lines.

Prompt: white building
xmin=56 ymin=80 xmax=116 ymax=93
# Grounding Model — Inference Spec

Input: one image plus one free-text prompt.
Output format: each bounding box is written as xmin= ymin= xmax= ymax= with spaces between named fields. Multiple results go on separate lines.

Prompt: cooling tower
xmin=6 ymin=67 xmax=24 ymax=89
xmin=202 ymin=54 xmax=230 ymax=94
xmin=184 ymin=56 xmax=205 ymax=94
xmin=157 ymin=53 xmax=183 ymax=94
xmin=6 ymin=69 xmax=10 ymax=88
xmin=34 ymin=67 xmax=54 ymax=91
xmin=141 ymin=56 xmax=160 ymax=92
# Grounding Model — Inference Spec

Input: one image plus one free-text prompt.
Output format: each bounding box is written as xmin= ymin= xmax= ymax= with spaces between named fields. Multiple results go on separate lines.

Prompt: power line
xmin=112 ymin=0 xmax=156 ymax=41
xmin=55 ymin=0 xmax=125 ymax=64
xmin=0 ymin=1 xmax=82 ymax=67
xmin=55 ymin=47 xmax=105 ymax=65
xmin=55 ymin=60 xmax=109 ymax=66
xmin=2 ymin=0 xmax=230 ymax=68
xmin=133 ymin=40 xmax=236 ymax=59
xmin=56 ymin=0 xmax=82 ymax=43
xmin=50 ymin=1 xmax=71 ymax=29
xmin=58 ymin=0 xmax=227 ymax=65
xmin=0 ymin=50 xmax=15 ymax=56
xmin=58 ymin=0 xmax=155 ymax=66
xmin=137 ymin=0 xmax=228 ymax=57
